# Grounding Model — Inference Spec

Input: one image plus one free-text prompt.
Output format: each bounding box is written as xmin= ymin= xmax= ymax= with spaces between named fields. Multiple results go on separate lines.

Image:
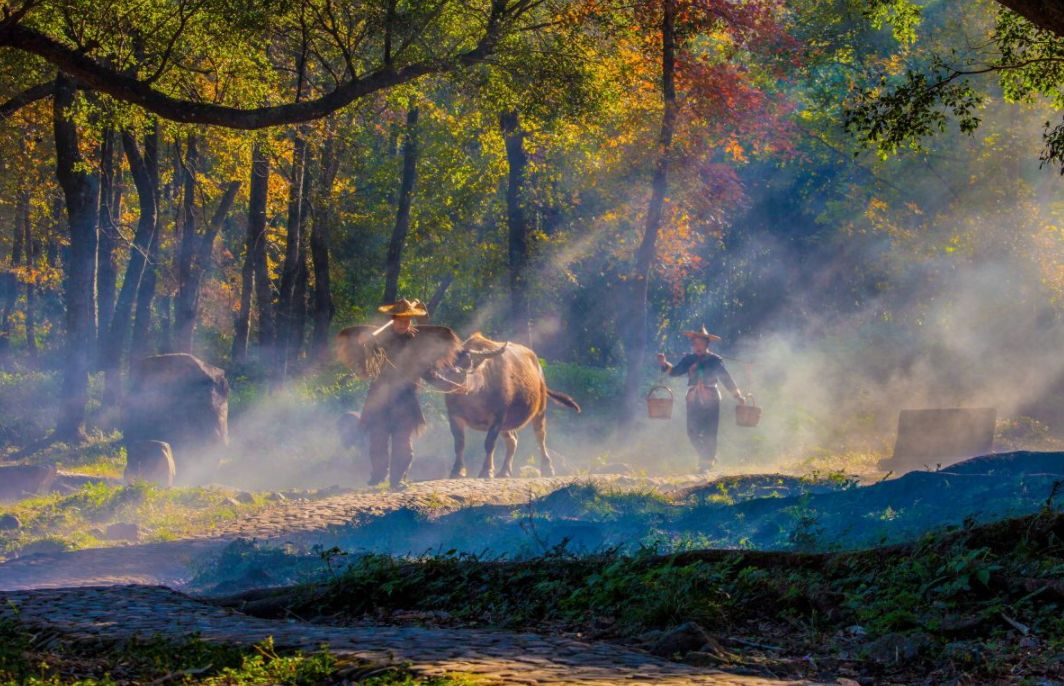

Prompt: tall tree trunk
xmin=181 ymin=179 xmax=240 ymax=351
xmin=289 ymin=146 xmax=313 ymax=365
xmin=53 ymin=74 xmax=100 ymax=441
xmin=622 ymin=0 xmax=677 ymax=423
xmin=96 ymin=128 xmax=119 ymax=347
xmin=232 ymin=144 xmax=271 ymax=364
xmin=130 ymin=124 xmax=161 ymax=363
xmin=426 ymin=274 xmax=454 ymax=318
xmin=23 ymin=198 xmax=37 ymax=359
xmin=173 ymin=134 xmax=200 ymax=353
xmin=383 ymin=106 xmax=419 ymax=304
xmin=309 ymin=136 xmax=338 ymax=359
xmin=0 ymin=190 xmax=26 ymax=351
xmin=158 ymin=295 xmax=172 ymax=353
xmin=250 ymin=145 xmax=274 ymax=356
xmin=101 ymin=130 xmax=158 ymax=403
xmin=276 ymin=134 xmax=308 ymax=377
xmin=499 ymin=110 xmax=530 ymax=338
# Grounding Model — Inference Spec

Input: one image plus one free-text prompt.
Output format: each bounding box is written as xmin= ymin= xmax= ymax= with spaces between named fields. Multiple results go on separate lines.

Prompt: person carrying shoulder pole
xmin=656 ymin=325 xmax=745 ymax=473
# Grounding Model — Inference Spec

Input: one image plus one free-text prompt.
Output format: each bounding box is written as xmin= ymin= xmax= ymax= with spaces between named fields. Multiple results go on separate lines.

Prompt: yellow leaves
xmin=724 ymin=139 xmax=747 ymax=163
xmin=865 ymin=197 xmax=888 ymax=220
xmin=7 ymin=264 xmax=61 ymax=289
xmin=884 ymin=53 xmax=906 ymax=77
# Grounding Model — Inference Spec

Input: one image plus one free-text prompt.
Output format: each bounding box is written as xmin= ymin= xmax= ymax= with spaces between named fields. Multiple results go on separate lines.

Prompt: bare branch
xmin=0 ymin=78 xmax=52 ymax=120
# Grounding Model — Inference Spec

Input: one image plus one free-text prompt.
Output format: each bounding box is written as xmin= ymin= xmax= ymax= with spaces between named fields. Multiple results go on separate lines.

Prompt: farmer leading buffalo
xmin=656 ymin=325 xmax=745 ymax=473
xmin=335 ymin=298 xmax=454 ymax=488
xmin=335 ymin=298 xmax=506 ymax=488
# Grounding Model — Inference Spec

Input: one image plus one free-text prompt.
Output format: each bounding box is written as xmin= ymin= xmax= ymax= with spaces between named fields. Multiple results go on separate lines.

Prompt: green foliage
xmin=0 ymin=482 xmax=266 ymax=558
xmin=541 ymin=362 xmax=622 ymax=407
xmin=0 ymin=622 xmax=469 ymax=686
xmin=273 ymin=511 xmax=1064 ymax=681
xmin=845 ymin=63 xmax=985 ymax=157
xmin=0 ymin=369 xmax=60 ymax=448
xmin=843 ymin=3 xmax=1064 ymax=173
xmin=865 ymin=0 xmax=923 ymax=44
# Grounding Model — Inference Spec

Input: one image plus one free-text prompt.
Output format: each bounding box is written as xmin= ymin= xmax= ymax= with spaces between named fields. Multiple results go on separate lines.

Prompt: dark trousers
xmin=685 ymin=386 xmax=721 ymax=467
xmin=368 ymin=423 xmax=415 ymax=488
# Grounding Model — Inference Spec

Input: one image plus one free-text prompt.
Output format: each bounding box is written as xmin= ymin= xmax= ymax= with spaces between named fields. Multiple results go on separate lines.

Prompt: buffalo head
xmin=453 ymin=341 xmax=508 ymax=373
xmin=429 ymin=336 xmax=509 ymax=393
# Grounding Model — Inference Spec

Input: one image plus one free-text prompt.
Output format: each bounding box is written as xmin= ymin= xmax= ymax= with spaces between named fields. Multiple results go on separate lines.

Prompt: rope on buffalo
xmin=422 ymin=370 xmax=469 ymax=395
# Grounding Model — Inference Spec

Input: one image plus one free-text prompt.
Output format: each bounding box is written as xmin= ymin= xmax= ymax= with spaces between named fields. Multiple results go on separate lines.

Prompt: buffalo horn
xmin=467 ymin=342 xmax=508 ymax=363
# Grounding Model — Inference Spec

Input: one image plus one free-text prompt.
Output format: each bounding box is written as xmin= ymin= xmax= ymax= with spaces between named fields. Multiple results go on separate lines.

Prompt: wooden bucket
xmin=646 ymin=384 xmax=674 ymax=420
xmin=735 ymin=395 xmax=761 ymax=428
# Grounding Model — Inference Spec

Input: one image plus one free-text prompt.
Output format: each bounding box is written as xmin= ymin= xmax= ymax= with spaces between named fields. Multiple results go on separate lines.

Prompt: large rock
xmin=0 ymin=464 xmax=57 ymax=501
xmin=864 ymin=632 xmax=932 ymax=665
xmin=650 ymin=621 xmax=716 ymax=658
xmin=124 ymin=353 xmax=228 ymax=480
xmin=124 ymin=440 xmax=176 ymax=487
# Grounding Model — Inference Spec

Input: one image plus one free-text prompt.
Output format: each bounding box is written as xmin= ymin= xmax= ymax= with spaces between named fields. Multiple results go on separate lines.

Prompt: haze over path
xmin=0 ymin=475 xmax=698 ymax=590
xmin=0 ymin=476 xmax=816 ymax=686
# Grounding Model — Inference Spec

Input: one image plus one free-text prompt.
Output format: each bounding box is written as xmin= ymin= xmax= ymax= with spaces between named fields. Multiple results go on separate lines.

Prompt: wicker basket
xmin=646 ymin=384 xmax=674 ymax=420
xmin=735 ymin=395 xmax=761 ymax=428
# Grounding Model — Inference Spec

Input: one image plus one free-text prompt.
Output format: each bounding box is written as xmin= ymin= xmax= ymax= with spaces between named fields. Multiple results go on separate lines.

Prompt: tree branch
xmin=0 ymin=78 xmax=53 ymax=120
xmin=0 ymin=18 xmax=499 ymax=129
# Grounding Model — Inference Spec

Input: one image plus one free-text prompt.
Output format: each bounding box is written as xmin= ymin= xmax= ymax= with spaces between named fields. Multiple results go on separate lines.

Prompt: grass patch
xmin=3 ymin=430 xmax=126 ymax=479
xmin=0 ymin=482 xmax=269 ymax=558
xmin=0 ymin=622 xmax=474 ymax=685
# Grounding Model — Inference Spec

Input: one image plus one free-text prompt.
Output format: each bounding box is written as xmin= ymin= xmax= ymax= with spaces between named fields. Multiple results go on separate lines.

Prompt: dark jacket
xmin=660 ymin=353 xmax=738 ymax=393
xmin=360 ymin=329 xmax=432 ymax=435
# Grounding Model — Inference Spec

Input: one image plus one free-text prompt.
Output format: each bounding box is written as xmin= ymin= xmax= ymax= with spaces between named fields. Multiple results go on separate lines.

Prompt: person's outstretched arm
xmin=657 ymin=353 xmax=694 ymax=377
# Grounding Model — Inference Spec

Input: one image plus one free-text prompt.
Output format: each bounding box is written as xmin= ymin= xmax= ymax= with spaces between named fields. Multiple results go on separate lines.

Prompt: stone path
xmin=0 ymin=585 xmax=815 ymax=685
xmin=0 ymin=475 xmax=697 ymax=590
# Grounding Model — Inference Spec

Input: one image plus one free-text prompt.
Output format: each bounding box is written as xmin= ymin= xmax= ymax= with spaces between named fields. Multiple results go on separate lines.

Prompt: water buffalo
xmin=443 ymin=333 xmax=581 ymax=479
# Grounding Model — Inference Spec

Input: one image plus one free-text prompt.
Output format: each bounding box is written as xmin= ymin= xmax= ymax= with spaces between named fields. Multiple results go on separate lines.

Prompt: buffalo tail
xmin=547 ymin=389 xmax=581 ymax=412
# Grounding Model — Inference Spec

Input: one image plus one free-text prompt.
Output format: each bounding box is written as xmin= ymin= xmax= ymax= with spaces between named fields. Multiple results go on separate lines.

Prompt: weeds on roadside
xmin=265 ymin=511 xmax=1064 ymax=683
xmin=0 ymin=623 xmax=472 ymax=686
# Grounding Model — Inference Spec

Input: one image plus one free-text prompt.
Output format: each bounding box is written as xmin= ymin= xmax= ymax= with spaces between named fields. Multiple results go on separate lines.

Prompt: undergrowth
xmin=0 ymin=482 xmax=268 ymax=558
xmin=254 ymin=510 xmax=1064 ymax=684
xmin=0 ymin=625 xmax=472 ymax=685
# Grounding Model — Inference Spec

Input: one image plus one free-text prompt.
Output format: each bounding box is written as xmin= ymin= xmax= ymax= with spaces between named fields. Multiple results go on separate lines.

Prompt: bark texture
xmin=623 ymin=0 xmax=677 ymax=422
xmin=383 ymin=106 xmax=419 ymax=304
xmin=232 ymin=145 xmax=271 ymax=364
xmin=499 ymin=110 xmax=529 ymax=338
xmin=53 ymin=74 xmax=99 ymax=440
xmin=310 ymin=136 xmax=339 ymax=358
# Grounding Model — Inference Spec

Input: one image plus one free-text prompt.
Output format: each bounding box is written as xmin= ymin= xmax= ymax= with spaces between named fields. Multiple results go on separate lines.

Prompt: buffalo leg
xmin=497 ymin=431 xmax=518 ymax=478
xmin=449 ymin=415 xmax=466 ymax=478
xmin=479 ymin=420 xmax=503 ymax=479
xmin=532 ymin=412 xmax=554 ymax=477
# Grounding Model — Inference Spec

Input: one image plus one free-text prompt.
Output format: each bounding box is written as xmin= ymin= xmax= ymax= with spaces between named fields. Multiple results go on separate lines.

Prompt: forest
xmin=0 ymin=0 xmax=1061 ymax=453
xmin=0 ymin=0 xmax=1063 ymax=684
